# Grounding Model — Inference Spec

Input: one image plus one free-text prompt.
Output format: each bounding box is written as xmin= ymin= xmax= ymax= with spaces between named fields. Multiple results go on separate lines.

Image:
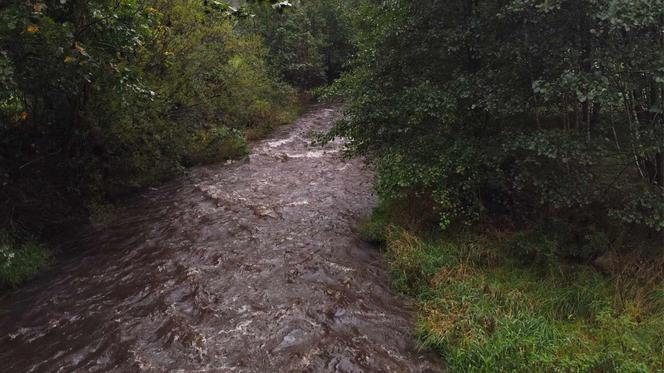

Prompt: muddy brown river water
xmin=0 ymin=106 xmax=443 ymax=372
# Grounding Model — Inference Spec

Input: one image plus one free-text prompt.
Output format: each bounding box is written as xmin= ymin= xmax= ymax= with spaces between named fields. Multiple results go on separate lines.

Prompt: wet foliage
xmin=0 ymin=0 xmax=356 ymax=285
xmin=332 ymin=0 xmax=664 ymax=257
xmin=238 ymin=0 xmax=356 ymax=88
xmin=0 ymin=231 xmax=48 ymax=288
xmin=1 ymin=0 xmax=662 ymax=370
xmin=0 ymin=0 xmax=296 ymax=238
xmin=340 ymin=1 xmax=664 ymax=369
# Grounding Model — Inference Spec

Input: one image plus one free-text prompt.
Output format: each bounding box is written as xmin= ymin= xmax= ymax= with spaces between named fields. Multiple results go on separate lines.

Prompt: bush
xmin=506 ymin=230 xmax=558 ymax=266
xmin=332 ymin=0 xmax=664 ymax=256
xmin=0 ymin=0 xmax=298 ymax=237
xmin=358 ymin=194 xmax=439 ymax=244
xmin=185 ymin=127 xmax=248 ymax=166
xmin=0 ymin=231 xmax=49 ymax=288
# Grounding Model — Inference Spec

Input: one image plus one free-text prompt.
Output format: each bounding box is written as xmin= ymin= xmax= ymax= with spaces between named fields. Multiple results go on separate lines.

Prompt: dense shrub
xmin=331 ymin=0 xmax=664 ymax=257
xmin=0 ymin=0 xmax=296 ymax=238
xmin=185 ymin=127 xmax=248 ymax=165
xmin=0 ymin=231 xmax=49 ymax=288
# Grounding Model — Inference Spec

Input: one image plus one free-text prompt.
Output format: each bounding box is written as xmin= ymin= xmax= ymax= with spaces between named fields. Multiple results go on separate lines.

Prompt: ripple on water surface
xmin=0 ymin=105 xmax=443 ymax=372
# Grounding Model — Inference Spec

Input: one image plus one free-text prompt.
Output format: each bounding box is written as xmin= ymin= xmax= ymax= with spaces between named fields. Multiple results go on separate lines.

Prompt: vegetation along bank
xmin=331 ymin=0 xmax=664 ymax=371
xmin=0 ymin=0 xmax=354 ymax=287
xmin=1 ymin=0 xmax=663 ymax=370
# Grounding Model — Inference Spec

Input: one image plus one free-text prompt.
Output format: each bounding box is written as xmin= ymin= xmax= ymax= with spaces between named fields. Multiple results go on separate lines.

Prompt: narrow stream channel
xmin=0 ymin=106 xmax=443 ymax=372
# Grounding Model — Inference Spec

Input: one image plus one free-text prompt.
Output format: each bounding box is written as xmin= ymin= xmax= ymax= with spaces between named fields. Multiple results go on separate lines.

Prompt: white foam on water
xmin=286 ymin=149 xmax=339 ymax=159
xmin=266 ymin=135 xmax=298 ymax=148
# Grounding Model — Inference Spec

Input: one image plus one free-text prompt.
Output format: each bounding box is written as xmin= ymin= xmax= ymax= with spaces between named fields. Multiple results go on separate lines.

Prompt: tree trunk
xmin=656 ymin=152 xmax=664 ymax=186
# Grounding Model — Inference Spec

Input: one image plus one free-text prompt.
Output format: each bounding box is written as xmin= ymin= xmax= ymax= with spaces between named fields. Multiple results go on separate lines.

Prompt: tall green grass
xmin=365 ymin=222 xmax=664 ymax=372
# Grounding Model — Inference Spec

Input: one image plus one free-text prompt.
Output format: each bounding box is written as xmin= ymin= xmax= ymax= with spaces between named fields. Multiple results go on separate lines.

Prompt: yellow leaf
xmin=74 ymin=42 xmax=86 ymax=54
xmin=64 ymin=56 xmax=76 ymax=63
xmin=26 ymin=24 xmax=39 ymax=34
xmin=19 ymin=112 xmax=28 ymax=121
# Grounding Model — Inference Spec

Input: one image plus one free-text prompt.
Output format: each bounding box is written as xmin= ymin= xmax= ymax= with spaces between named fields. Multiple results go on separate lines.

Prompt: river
xmin=0 ymin=106 xmax=442 ymax=372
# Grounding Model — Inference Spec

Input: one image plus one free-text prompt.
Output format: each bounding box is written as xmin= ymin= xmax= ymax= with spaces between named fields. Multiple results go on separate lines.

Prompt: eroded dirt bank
xmin=0 ymin=106 xmax=442 ymax=372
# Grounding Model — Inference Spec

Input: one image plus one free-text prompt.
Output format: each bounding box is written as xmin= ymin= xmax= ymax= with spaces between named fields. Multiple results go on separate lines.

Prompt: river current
xmin=0 ymin=106 xmax=442 ymax=372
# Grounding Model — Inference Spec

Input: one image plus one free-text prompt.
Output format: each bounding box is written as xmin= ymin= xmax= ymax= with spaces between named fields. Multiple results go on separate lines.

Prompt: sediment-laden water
xmin=0 ymin=106 xmax=442 ymax=372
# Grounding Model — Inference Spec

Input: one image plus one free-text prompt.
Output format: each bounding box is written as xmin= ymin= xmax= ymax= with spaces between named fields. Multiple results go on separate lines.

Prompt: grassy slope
xmin=362 ymin=208 xmax=664 ymax=372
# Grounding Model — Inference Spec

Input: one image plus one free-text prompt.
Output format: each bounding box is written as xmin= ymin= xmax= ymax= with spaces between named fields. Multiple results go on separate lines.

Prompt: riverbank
xmin=0 ymin=106 xmax=442 ymax=372
xmin=362 ymin=207 xmax=664 ymax=371
xmin=0 ymin=91 xmax=313 ymax=293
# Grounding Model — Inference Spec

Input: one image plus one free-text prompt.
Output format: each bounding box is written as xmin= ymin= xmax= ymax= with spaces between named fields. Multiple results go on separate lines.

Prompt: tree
xmin=333 ymin=0 xmax=664 ymax=256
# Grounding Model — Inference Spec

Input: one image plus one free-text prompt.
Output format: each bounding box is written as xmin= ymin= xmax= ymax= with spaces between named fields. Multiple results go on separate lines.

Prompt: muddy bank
xmin=0 ymin=106 xmax=442 ymax=372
